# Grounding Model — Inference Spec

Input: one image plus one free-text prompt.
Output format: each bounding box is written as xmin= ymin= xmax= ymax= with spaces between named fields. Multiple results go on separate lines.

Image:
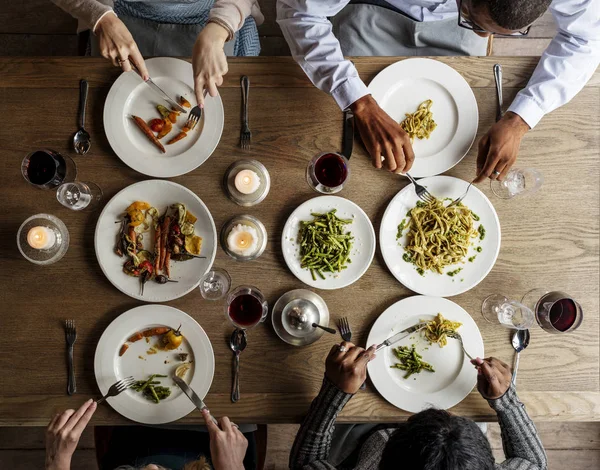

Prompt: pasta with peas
xmin=400 ymin=99 xmax=437 ymax=143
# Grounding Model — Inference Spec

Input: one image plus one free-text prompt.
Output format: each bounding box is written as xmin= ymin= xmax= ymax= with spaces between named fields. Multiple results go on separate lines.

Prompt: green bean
xmin=390 ymin=345 xmax=435 ymax=379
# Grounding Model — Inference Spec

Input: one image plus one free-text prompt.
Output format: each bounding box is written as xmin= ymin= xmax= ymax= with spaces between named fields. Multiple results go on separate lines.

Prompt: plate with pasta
xmin=380 ymin=175 xmax=500 ymax=297
xmin=367 ymin=295 xmax=484 ymax=413
xmin=367 ymin=58 xmax=478 ymax=177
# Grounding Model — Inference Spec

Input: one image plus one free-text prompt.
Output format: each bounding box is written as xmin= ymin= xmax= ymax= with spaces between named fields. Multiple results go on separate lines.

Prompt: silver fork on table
xmin=446 ymin=331 xmax=474 ymax=361
xmin=185 ymin=90 xmax=208 ymax=131
xmin=405 ymin=173 xmax=435 ymax=204
xmin=240 ymin=75 xmax=252 ymax=150
xmin=96 ymin=377 xmax=136 ymax=405
xmin=65 ymin=320 xmax=77 ymax=395
xmin=338 ymin=317 xmax=352 ymax=342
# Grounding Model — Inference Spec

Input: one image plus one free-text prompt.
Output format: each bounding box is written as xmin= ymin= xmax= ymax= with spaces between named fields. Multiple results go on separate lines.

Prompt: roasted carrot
xmin=157 ymin=119 xmax=172 ymax=139
xmin=167 ymin=131 xmax=187 ymax=145
xmin=154 ymin=225 xmax=162 ymax=273
xmin=181 ymin=126 xmax=190 ymax=133
xmin=142 ymin=327 xmax=170 ymax=337
xmin=128 ymin=331 xmax=144 ymax=343
xmin=165 ymin=249 xmax=171 ymax=278
xmin=179 ymin=96 xmax=191 ymax=108
xmin=168 ymin=111 xmax=178 ymax=124
xmin=128 ymin=226 xmax=137 ymax=256
xmin=119 ymin=344 xmax=129 ymax=357
xmin=131 ymin=115 xmax=166 ymax=153
xmin=160 ymin=216 xmax=170 ymax=271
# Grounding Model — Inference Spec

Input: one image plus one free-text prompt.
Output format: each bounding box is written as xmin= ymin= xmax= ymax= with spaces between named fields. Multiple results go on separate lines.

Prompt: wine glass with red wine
xmin=306 ymin=152 xmax=350 ymax=194
xmin=225 ymin=285 xmax=268 ymax=330
xmin=521 ymin=288 xmax=583 ymax=334
xmin=21 ymin=149 xmax=76 ymax=190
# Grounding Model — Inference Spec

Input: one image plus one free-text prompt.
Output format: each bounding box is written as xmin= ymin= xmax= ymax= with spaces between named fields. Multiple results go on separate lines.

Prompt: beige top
xmin=51 ymin=0 xmax=264 ymax=38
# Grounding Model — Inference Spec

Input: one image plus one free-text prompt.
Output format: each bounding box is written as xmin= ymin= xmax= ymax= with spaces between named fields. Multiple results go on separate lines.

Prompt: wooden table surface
xmin=0 ymin=57 xmax=598 ymax=426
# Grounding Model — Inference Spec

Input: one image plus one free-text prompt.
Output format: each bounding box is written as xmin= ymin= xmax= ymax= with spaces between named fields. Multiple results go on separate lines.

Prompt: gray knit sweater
xmin=290 ymin=378 xmax=548 ymax=470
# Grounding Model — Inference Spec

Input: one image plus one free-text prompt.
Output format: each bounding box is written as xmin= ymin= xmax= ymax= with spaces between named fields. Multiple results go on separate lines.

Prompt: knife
xmin=130 ymin=62 xmax=187 ymax=114
xmin=342 ymin=109 xmax=354 ymax=159
xmin=375 ymin=322 xmax=427 ymax=352
xmin=173 ymin=376 xmax=219 ymax=426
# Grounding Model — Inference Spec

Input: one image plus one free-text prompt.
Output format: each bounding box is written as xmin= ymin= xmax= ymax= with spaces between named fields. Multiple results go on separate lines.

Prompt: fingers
xmin=219 ymin=416 xmax=233 ymax=433
xmin=383 ymin=145 xmax=397 ymax=172
xmin=202 ymin=409 xmax=220 ymax=435
xmin=370 ymin=145 xmax=383 ymax=169
xmin=53 ymin=409 xmax=76 ymax=432
xmin=344 ymin=345 xmax=365 ymax=363
xmin=118 ymin=54 xmax=132 ymax=73
xmin=497 ymin=161 xmax=512 ymax=182
xmin=479 ymin=361 xmax=501 ymax=389
xmin=129 ymin=47 xmax=148 ymax=80
xmin=206 ymin=81 xmax=219 ymax=99
xmin=70 ymin=400 xmax=97 ymax=436
xmin=402 ymin=139 xmax=415 ymax=174
xmin=474 ymin=135 xmax=491 ymax=183
xmin=62 ymin=399 xmax=94 ymax=434
xmin=194 ymin=76 xmax=206 ymax=108
xmin=47 ymin=412 xmax=60 ymax=431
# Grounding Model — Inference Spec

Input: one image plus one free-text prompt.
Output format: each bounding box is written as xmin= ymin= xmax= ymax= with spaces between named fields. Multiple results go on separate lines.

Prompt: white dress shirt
xmin=277 ymin=0 xmax=600 ymax=128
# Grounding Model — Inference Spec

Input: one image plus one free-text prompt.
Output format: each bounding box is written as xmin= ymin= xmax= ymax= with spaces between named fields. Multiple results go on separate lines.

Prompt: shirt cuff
xmin=92 ymin=9 xmax=117 ymax=35
xmin=487 ymin=384 xmax=522 ymax=413
xmin=207 ymin=18 xmax=235 ymax=42
xmin=507 ymin=94 xmax=546 ymax=129
xmin=331 ymin=76 xmax=370 ymax=111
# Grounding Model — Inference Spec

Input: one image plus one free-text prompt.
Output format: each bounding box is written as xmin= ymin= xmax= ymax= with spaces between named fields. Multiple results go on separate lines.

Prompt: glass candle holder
xmin=17 ymin=214 xmax=70 ymax=265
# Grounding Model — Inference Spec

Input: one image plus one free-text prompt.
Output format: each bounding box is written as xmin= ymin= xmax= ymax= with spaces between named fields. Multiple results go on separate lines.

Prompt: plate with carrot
xmin=104 ymin=57 xmax=224 ymax=177
xmin=95 ymin=180 xmax=217 ymax=302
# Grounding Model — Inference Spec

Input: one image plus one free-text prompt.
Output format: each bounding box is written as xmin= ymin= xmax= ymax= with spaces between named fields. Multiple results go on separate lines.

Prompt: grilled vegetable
xmin=119 ymin=344 xmax=129 ymax=356
xmin=162 ymin=325 xmax=183 ymax=350
xmin=179 ymin=96 xmax=191 ymax=108
xmin=148 ymin=118 xmax=164 ymax=133
xmin=167 ymin=131 xmax=187 ymax=145
xmin=142 ymin=327 xmax=170 ymax=337
xmin=391 ymin=345 xmax=435 ymax=379
xmin=157 ymin=105 xmax=171 ymax=119
xmin=131 ymin=115 xmax=166 ymax=153
xmin=157 ymin=119 xmax=172 ymax=139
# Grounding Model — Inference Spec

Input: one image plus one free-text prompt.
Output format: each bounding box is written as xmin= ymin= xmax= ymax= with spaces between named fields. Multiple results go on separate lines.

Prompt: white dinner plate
xmin=95 ymin=180 xmax=217 ymax=302
xmin=104 ymin=57 xmax=224 ymax=177
xmin=94 ymin=304 xmax=215 ymax=424
xmin=367 ymin=58 xmax=478 ymax=177
xmin=380 ymin=175 xmax=500 ymax=297
xmin=281 ymin=196 xmax=376 ymax=290
xmin=367 ymin=296 xmax=484 ymax=413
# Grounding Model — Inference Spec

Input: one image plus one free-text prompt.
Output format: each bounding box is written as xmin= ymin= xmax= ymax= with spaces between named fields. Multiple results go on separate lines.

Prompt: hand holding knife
xmin=173 ymin=376 xmax=218 ymax=426
xmin=130 ymin=61 xmax=187 ymax=114
xmin=375 ymin=322 xmax=427 ymax=352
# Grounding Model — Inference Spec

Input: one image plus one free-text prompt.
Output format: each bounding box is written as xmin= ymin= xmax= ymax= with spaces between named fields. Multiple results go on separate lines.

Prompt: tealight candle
xmin=234 ymin=169 xmax=261 ymax=195
xmin=227 ymin=224 xmax=259 ymax=256
xmin=27 ymin=226 xmax=56 ymax=250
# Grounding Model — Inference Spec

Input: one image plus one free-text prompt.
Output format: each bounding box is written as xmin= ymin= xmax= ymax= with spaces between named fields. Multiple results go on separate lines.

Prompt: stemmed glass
xmin=22 ymin=149 xmax=77 ymax=190
xmin=56 ymin=181 xmax=103 ymax=211
xmin=490 ymin=168 xmax=543 ymax=199
xmin=225 ymin=285 xmax=268 ymax=330
xmin=521 ymin=288 xmax=583 ymax=334
xmin=306 ymin=152 xmax=350 ymax=194
xmin=481 ymin=294 xmax=535 ymax=329
xmin=199 ymin=268 xmax=231 ymax=300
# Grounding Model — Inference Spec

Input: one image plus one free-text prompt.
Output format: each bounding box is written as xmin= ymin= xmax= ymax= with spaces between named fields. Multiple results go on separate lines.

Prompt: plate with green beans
xmin=367 ymin=295 xmax=484 ymax=413
xmin=94 ymin=304 xmax=214 ymax=424
xmin=281 ymin=196 xmax=376 ymax=289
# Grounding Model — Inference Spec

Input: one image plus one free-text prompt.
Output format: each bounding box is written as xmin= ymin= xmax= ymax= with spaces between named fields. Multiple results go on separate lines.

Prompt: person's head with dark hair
xmin=460 ymin=0 xmax=552 ymax=36
xmin=380 ymin=408 xmax=495 ymax=470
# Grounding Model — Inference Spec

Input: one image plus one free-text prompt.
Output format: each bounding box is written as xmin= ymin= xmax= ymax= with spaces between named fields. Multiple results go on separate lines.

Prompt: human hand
xmin=474 ymin=112 xmax=530 ymax=183
xmin=202 ymin=410 xmax=247 ymax=470
xmin=325 ymin=341 xmax=376 ymax=394
xmin=95 ymin=13 xmax=149 ymax=80
xmin=351 ymin=95 xmax=415 ymax=174
xmin=192 ymin=22 xmax=230 ymax=108
xmin=45 ymin=399 xmax=97 ymax=470
xmin=471 ymin=357 xmax=512 ymax=400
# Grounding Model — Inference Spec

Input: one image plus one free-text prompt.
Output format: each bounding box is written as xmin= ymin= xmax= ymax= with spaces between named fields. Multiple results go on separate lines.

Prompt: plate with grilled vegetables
xmin=367 ymin=295 xmax=484 ymax=413
xmin=95 ymin=180 xmax=217 ymax=302
xmin=281 ymin=195 xmax=376 ymax=290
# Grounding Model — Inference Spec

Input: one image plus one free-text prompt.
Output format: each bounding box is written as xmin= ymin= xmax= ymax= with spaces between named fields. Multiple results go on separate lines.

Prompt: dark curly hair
xmin=379 ymin=408 xmax=495 ymax=470
xmin=472 ymin=0 xmax=552 ymax=30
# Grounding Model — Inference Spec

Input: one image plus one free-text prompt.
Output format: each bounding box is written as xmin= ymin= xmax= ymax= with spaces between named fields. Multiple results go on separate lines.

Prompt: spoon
xmin=511 ymin=329 xmax=530 ymax=385
xmin=312 ymin=323 xmax=336 ymax=335
xmin=73 ymin=79 xmax=91 ymax=155
xmin=229 ymin=328 xmax=247 ymax=403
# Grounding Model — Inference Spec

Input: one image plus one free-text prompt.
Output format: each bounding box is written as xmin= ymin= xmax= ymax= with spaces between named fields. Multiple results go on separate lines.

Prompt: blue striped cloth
xmin=114 ymin=0 xmax=260 ymax=56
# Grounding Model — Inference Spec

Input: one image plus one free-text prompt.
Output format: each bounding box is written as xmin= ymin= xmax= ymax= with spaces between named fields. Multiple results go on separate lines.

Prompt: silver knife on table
xmin=173 ymin=376 xmax=219 ymax=426
xmin=375 ymin=322 xmax=427 ymax=352
xmin=130 ymin=62 xmax=187 ymax=114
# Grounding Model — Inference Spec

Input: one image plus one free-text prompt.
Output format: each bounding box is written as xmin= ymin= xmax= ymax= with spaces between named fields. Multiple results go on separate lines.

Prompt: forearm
xmin=489 ymin=386 xmax=547 ymax=469
xmin=51 ymin=0 xmax=113 ymax=31
xmin=289 ymin=377 xmax=352 ymax=470
xmin=507 ymin=0 xmax=600 ymax=128
xmin=209 ymin=0 xmax=261 ymax=41
xmin=277 ymin=0 xmax=369 ymax=110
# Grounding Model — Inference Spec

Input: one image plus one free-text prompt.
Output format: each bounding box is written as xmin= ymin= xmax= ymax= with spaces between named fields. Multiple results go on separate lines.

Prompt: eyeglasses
xmin=457 ymin=0 xmax=531 ymax=37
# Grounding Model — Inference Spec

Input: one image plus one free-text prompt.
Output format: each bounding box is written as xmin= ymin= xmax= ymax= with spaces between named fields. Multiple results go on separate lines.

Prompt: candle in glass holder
xmin=226 ymin=224 xmax=259 ymax=256
xmin=27 ymin=226 xmax=56 ymax=250
xmin=234 ymin=169 xmax=261 ymax=195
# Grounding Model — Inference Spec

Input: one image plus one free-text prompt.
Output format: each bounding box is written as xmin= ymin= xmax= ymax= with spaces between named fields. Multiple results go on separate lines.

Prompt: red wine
xmin=548 ymin=298 xmax=578 ymax=332
xmin=228 ymin=294 xmax=263 ymax=327
xmin=25 ymin=151 xmax=66 ymax=186
xmin=314 ymin=153 xmax=348 ymax=188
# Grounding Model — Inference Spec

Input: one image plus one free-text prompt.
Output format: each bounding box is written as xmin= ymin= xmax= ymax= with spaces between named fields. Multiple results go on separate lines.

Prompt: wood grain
xmin=0 ymin=57 xmax=598 ymax=425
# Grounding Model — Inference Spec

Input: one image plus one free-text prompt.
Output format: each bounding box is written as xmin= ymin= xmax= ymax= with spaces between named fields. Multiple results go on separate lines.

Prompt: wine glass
xmin=481 ymin=294 xmax=535 ymax=329
xmin=22 ymin=149 xmax=77 ymax=190
xmin=490 ymin=168 xmax=543 ymax=199
xmin=56 ymin=181 xmax=103 ymax=211
xmin=225 ymin=285 xmax=268 ymax=330
xmin=306 ymin=152 xmax=350 ymax=194
xmin=521 ymin=288 xmax=583 ymax=334
xmin=199 ymin=268 xmax=231 ymax=300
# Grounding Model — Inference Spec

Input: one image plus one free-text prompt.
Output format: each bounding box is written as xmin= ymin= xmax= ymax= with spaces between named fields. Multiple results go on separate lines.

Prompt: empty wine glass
xmin=56 ymin=181 xmax=103 ymax=211
xmin=481 ymin=294 xmax=535 ymax=329
xmin=490 ymin=168 xmax=543 ymax=199
xmin=199 ymin=267 xmax=231 ymax=300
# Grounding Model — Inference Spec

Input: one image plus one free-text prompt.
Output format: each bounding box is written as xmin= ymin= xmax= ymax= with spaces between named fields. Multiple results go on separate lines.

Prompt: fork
xmin=446 ymin=331 xmax=474 ymax=361
xmin=96 ymin=377 xmax=136 ymax=405
xmin=338 ymin=317 xmax=352 ymax=342
xmin=448 ymin=180 xmax=474 ymax=207
xmin=65 ymin=320 xmax=77 ymax=395
xmin=185 ymin=90 xmax=208 ymax=131
xmin=405 ymin=173 xmax=435 ymax=204
xmin=240 ymin=75 xmax=251 ymax=150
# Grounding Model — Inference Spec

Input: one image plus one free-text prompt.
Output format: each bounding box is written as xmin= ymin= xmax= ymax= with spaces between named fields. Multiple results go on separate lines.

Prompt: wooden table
xmin=0 ymin=57 xmax=598 ymax=426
